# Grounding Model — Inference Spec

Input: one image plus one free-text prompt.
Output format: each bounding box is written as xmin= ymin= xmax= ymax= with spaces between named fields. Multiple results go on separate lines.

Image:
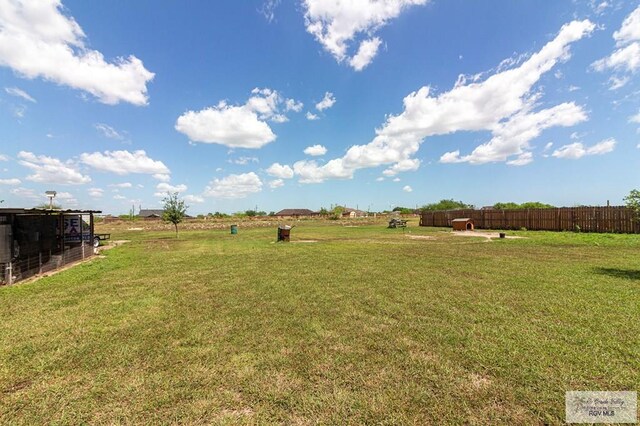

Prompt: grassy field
xmin=1 ymin=220 xmax=639 ymax=424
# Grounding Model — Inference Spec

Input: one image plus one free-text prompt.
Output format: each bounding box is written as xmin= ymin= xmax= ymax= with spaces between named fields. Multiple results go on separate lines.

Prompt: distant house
xmin=340 ymin=207 xmax=367 ymax=218
xmin=138 ymin=209 xmax=164 ymax=218
xmin=274 ymin=209 xmax=318 ymax=217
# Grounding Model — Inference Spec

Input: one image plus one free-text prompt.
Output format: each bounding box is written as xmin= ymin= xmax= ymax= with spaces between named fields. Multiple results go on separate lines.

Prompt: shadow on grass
xmin=593 ymin=267 xmax=640 ymax=280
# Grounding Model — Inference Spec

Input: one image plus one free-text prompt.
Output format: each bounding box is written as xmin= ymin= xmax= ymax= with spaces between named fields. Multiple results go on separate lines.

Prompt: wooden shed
xmin=452 ymin=218 xmax=474 ymax=231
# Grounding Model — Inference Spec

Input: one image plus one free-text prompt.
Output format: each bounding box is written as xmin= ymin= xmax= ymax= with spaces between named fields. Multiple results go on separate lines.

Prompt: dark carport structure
xmin=1 ymin=208 xmax=101 ymax=285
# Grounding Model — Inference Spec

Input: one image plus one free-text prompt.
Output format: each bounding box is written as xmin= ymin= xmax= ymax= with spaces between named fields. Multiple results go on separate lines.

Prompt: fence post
xmin=82 ymin=242 xmax=85 ymax=260
xmin=7 ymin=262 xmax=12 ymax=285
xmin=39 ymin=252 xmax=42 ymax=275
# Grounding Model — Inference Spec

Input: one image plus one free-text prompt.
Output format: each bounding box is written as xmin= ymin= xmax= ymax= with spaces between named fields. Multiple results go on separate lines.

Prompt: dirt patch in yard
xmin=406 ymin=235 xmax=436 ymax=240
xmin=452 ymin=231 xmax=525 ymax=240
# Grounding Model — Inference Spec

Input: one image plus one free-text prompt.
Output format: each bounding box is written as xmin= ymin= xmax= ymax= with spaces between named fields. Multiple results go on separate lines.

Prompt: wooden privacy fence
xmin=419 ymin=206 xmax=639 ymax=234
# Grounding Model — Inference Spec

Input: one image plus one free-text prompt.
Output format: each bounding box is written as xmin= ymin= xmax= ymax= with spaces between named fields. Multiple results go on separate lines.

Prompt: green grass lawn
xmin=1 ymin=222 xmax=639 ymax=424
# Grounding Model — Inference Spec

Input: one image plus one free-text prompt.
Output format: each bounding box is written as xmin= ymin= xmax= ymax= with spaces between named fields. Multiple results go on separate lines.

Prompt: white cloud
xmin=382 ymin=158 xmax=420 ymax=176
xmin=613 ymin=5 xmax=640 ymax=45
xmin=80 ymin=150 xmax=169 ymax=175
xmin=5 ymin=87 xmax=36 ymax=102
xmin=315 ymin=92 xmax=336 ymax=111
xmin=183 ymin=194 xmax=204 ymax=203
xmin=285 ymin=98 xmax=304 ymax=112
xmin=0 ymin=154 xmax=8 ymax=161
xmin=402 ymin=185 xmax=413 ymax=192
xmin=266 ymin=162 xmax=294 ymax=179
xmin=176 ymin=102 xmax=276 ymax=149
xmin=552 ymin=138 xmax=616 ymax=159
xmin=269 ymin=178 xmax=284 ymax=189
xmin=204 ymin=172 xmax=263 ymax=199
xmin=153 ymin=173 xmax=171 ymax=182
xmin=306 ymin=112 xmax=319 ymax=120
xmin=95 ymin=123 xmax=126 ymax=141
xmin=10 ymin=187 xmax=40 ymax=201
xmin=303 ymin=0 xmax=427 ymax=70
xmin=630 ymin=111 xmax=640 ymax=123
xmin=440 ymin=102 xmax=588 ymax=164
xmin=393 ymin=177 xmax=401 ymax=182
xmin=230 ymin=156 xmax=259 ymax=165
xmin=55 ymin=191 xmax=77 ymax=206
xmin=293 ymin=158 xmax=352 ymax=183
xmin=375 ymin=177 xmax=384 ymax=182
xmin=506 ymin=152 xmax=533 ymax=166
xmin=349 ymin=37 xmax=382 ymax=71
xmin=259 ymin=0 xmax=281 ymax=23
xmin=303 ymin=144 xmax=328 ymax=156
xmin=592 ymin=6 xmax=640 ymax=89
xmin=593 ymin=43 xmax=640 ymax=74
xmin=0 ymin=178 xmax=21 ymax=185
xmin=0 ymin=0 xmax=154 ymax=105
xmin=88 ymin=187 xmax=103 ymax=197
xmin=175 ymin=88 xmax=300 ymax=149
xmin=108 ymin=182 xmax=132 ymax=188
xmin=291 ymin=20 xmax=594 ymax=182
xmin=113 ymin=194 xmax=126 ymax=200
xmin=18 ymin=151 xmax=91 ymax=185
xmin=154 ymin=182 xmax=187 ymax=197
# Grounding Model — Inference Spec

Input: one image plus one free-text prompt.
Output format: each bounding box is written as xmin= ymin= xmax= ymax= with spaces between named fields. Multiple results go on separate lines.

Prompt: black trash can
xmin=277 ymin=225 xmax=291 ymax=242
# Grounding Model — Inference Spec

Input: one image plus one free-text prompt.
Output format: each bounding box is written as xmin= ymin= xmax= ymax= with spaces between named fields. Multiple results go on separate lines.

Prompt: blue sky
xmin=0 ymin=0 xmax=639 ymax=215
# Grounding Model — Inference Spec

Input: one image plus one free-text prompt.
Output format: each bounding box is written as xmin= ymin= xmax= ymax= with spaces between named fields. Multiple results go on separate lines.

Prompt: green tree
xmin=162 ymin=192 xmax=188 ymax=238
xmin=493 ymin=201 xmax=555 ymax=210
xmin=330 ymin=206 xmax=344 ymax=220
xmin=421 ymin=199 xmax=473 ymax=211
xmin=624 ymin=189 xmax=640 ymax=220
xmin=393 ymin=206 xmax=414 ymax=214
xmin=35 ymin=202 xmax=62 ymax=209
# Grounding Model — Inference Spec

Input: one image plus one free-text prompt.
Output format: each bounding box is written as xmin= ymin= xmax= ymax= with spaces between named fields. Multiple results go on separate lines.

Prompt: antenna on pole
xmin=45 ymin=191 xmax=57 ymax=209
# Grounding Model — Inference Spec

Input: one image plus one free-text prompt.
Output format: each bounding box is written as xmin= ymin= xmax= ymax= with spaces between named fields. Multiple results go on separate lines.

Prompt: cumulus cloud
xmin=88 ymin=187 xmax=103 ymax=197
xmin=349 ymin=37 xmax=382 ymax=71
xmin=230 ymin=156 xmax=259 ymax=165
xmin=269 ymin=179 xmax=285 ymax=189
xmin=303 ymin=144 xmax=328 ymax=156
xmin=0 ymin=178 xmax=21 ymax=185
xmin=204 ymin=172 xmax=263 ymax=199
xmin=285 ymin=98 xmax=304 ymax=112
xmin=5 ymin=87 xmax=36 ymax=102
xmin=266 ymin=162 xmax=294 ymax=179
xmin=630 ymin=111 xmax=640 ymax=123
xmin=552 ymin=138 xmax=616 ymax=159
xmin=18 ymin=151 xmax=91 ymax=185
xmin=506 ymin=152 xmax=534 ymax=166
xmin=0 ymin=154 xmax=8 ymax=161
xmin=154 ymin=182 xmax=187 ymax=197
xmin=153 ymin=173 xmax=171 ymax=182
xmin=382 ymin=158 xmax=420 ymax=176
xmin=315 ymin=92 xmax=336 ymax=111
xmin=80 ymin=150 xmax=170 ymax=175
xmin=402 ymin=185 xmax=413 ymax=192
xmin=183 ymin=194 xmax=204 ymax=203
xmin=303 ymin=0 xmax=427 ymax=70
xmin=291 ymin=20 xmax=594 ymax=182
xmin=592 ymin=6 xmax=640 ymax=89
xmin=108 ymin=182 xmax=132 ymax=188
xmin=95 ymin=123 xmax=126 ymax=141
xmin=175 ymin=88 xmax=301 ymax=149
xmin=0 ymin=0 xmax=154 ymax=105
xmin=306 ymin=112 xmax=319 ymax=120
